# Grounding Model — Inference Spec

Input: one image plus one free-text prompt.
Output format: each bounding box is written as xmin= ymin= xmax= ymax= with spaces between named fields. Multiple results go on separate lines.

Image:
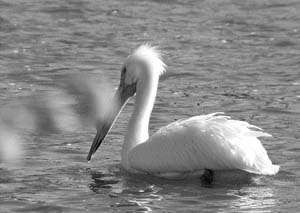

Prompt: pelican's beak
xmin=87 ymin=71 xmax=136 ymax=161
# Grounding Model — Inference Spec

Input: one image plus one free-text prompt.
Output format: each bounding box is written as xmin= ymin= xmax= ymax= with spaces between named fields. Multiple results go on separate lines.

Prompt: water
xmin=0 ymin=0 xmax=299 ymax=212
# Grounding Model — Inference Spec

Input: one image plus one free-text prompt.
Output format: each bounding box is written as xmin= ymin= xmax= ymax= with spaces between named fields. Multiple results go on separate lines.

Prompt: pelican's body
xmin=88 ymin=44 xmax=279 ymax=179
xmin=127 ymin=113 xmax=279 ymax=177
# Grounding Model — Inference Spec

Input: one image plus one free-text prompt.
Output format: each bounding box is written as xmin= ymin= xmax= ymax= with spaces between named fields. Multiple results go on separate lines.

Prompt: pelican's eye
xmin=122 ymin=66 xmax=126 ymax=75
xmin=120 ymin=66 xmax=127 ymax=84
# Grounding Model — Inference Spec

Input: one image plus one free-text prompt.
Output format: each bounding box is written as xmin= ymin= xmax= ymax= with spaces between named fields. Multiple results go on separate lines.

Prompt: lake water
xmin=0 ymin=0 xmax=299 ymax=212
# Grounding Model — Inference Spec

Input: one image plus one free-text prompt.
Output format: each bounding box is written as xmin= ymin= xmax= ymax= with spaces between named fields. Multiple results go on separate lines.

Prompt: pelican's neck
xmin=121 ymin=74 xmax=159 ymax=169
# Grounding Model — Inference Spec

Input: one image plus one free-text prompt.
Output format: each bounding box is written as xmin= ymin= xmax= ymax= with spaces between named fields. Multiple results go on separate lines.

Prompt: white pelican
xmin=87 ymin=44 xmax=279 ymax=181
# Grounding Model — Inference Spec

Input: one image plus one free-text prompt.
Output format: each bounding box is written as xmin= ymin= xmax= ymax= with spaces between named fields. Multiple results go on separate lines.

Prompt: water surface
xmin=0 ymin=0 xmax=299 ymax=212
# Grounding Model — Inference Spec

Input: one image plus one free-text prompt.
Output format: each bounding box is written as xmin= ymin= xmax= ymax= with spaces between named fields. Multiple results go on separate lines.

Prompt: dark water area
xmin=0 ymin=0 xmax=299 ymax=212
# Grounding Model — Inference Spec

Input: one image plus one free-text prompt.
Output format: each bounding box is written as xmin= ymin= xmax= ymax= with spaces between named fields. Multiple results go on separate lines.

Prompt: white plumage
xmin=88 ymin=44 xmax=279 ymax=179
xmin=129 ymin=113 xmax=279 ymax=176
xmin=131 ymin=44 xmax=166 ymax=76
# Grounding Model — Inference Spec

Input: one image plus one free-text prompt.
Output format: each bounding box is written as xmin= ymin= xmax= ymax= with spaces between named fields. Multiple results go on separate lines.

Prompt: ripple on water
xmin=0 ymin=16 xmax=16 ymax=32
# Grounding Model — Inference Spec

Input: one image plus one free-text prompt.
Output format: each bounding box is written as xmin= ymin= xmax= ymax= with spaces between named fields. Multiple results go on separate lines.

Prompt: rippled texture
xmin=0 ymin=0 xmax=299 ymax=212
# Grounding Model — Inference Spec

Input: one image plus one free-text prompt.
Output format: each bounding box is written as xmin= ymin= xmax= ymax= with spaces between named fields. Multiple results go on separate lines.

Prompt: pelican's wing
xmin=128 ymin=113 xmax=279 ymax=175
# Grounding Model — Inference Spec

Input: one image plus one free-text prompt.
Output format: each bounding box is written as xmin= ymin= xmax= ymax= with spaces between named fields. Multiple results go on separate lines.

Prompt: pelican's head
xmin=87 ymin=44 xmax=166 ymax=161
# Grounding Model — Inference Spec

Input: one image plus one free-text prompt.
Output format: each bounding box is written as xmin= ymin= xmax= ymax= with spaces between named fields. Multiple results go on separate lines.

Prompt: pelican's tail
xmin=255 ymin=164 xmax=280 ymax=175
xmin=193 ymin=113 xmax=280 ymax=175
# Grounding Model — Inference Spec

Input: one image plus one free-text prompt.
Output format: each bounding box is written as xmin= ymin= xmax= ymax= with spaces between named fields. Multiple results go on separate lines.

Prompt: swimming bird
xmin=87 ymin=44 xmax=279 ymax=180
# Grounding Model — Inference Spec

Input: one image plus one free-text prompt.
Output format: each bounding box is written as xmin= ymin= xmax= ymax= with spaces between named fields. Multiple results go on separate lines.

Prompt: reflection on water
xmin=0 ymin=0 xmax=299 ymax=212
xmin=85 ymin=165 xmax=283 ymax=212
xmin=232 ymin=187 xmax=276 ymax=211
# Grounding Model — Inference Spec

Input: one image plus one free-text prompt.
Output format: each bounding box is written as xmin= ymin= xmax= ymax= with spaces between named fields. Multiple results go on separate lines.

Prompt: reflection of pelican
xmin=87 ymin=44 xmax=279 ymax=180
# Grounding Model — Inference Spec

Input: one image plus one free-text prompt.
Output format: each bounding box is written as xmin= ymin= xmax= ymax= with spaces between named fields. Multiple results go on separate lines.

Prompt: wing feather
xmin=128 ymin=113 xmax=279 ymax=175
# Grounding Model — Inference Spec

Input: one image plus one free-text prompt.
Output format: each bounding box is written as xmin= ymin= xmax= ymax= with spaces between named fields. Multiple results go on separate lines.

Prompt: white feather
xmin=128 ymin=113 xmax=279 ymax=176
xmin=132 ymin=44 xmax=166 ymax=76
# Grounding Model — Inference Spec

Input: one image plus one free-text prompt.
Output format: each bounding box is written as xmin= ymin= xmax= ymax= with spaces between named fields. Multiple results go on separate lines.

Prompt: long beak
xmin=87 ymin=80 xmax=136 ymax=161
